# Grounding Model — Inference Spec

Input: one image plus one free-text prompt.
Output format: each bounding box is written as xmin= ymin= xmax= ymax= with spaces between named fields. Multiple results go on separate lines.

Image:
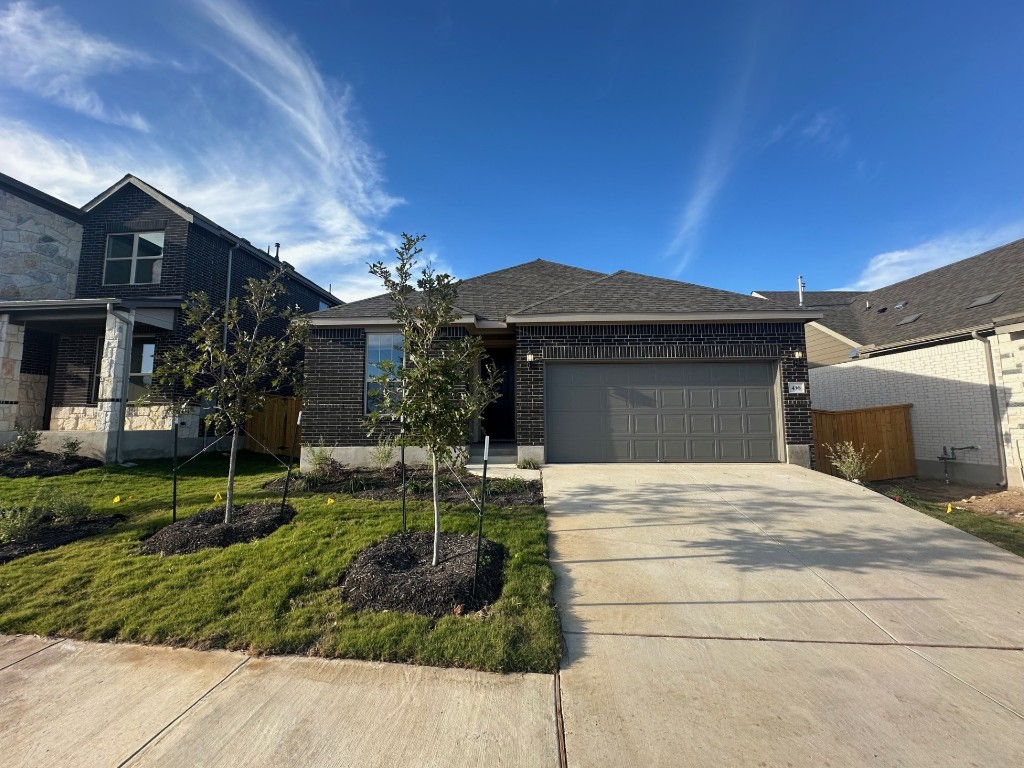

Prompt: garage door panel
xmin=546 ymin=362 xmax=779 ymax=463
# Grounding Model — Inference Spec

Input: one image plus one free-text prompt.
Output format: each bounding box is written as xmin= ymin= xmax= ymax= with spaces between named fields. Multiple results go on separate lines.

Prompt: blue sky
xmin=2 ymin=0 xmax=1023 ymax=301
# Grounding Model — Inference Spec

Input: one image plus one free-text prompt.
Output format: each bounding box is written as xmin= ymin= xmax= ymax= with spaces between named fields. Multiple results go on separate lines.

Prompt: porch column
xmin=0 ymin=313 xmax=25 ymax=434
xmin=95 ymin=307 xmax=134 ymax=461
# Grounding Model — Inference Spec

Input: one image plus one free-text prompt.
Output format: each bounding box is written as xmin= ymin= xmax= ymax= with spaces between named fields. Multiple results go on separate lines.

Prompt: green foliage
xmin=2 ymin=426 xmax=41 ymax=456
xmin=366 ymin=233 xmax=501 ymax=564
xmin=308 ymin=438 xmax=333 ymax=473
xmin=370 ymin=436 xmax=395 ymax=471
xmin=58 ymin=437 xmax=83 ymax=462
xmin=885 ymin=485 xmax=921 ymax=507
xmin=150 ymin=270 xmax=310 ymax=522
xmin=0 ymin=490 xmax=90 ymax=544
xmin=0 ymin=503 xmax=45 ymax=544
xmin=516 ymin=457 xmax=540 ymax=470
xmin=824 ymin=441 xmax=881 ymax=483
xmin=488 ymin=476 xmax=532 ymax=495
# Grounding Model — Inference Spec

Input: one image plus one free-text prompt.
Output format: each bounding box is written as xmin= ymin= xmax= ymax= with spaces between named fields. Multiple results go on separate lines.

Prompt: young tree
xmin=367 ymin=233 xmax=500 ymax=566
xmin=152 ymin=270 xmax=309 ymax=523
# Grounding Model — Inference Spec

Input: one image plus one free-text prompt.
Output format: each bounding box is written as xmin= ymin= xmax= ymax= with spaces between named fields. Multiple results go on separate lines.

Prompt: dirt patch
xmin=342 ymin=531 xmax=505 ymax=617
xmin=264 ymin=462 xmax=542 ymax=507
xmin=0 ymin=450 xmax=103 ymax=479
xmin=0 ymin=515 xmax=125 ymax=565
xmin=139 ymin=501 xmax=296 ymax=556
xmin=870 ymin=477 xmax=1024 ymax=524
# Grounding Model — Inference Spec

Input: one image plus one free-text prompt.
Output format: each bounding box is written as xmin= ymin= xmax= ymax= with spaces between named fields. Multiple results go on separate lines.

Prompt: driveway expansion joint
xmin=554 ymin=670 xmax=568 ymax=768
xmin=0 ymin=637 xmax=65 ymax=672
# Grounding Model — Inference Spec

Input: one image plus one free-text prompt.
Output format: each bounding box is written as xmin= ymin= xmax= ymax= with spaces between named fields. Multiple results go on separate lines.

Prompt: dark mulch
xmin=0 ymin=515 xmax=125 ymax=565
xmin=139 ymin=501 xmax=296 ymax=556
xmin=0 ymin=450 xmax=103 ymax=479
xmin=264 ymin=462 xmax=543 ymax=506
xmin=342 ymin=531 xmax=505 ymax=617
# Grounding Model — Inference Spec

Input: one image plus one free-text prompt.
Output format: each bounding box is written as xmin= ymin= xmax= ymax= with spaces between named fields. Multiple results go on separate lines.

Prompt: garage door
xmin=546 ymin=361 xmax=778 ymax=462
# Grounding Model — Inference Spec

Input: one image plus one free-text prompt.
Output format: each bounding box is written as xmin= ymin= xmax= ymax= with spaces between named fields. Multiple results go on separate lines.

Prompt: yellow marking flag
xmin=326 ymin=497 xmax=335 ymax=505
xmin=112 ymin=495 xmax=121 ymax=504
xmin=215 ymin=492 xmax=223 ymax=501
xmin=946 ymin=503 xmax=953 ymax=515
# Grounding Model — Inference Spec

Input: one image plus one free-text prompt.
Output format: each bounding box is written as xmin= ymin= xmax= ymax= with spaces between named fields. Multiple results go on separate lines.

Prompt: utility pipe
xmin=972 ymin=331 xmax=1008 ymax=487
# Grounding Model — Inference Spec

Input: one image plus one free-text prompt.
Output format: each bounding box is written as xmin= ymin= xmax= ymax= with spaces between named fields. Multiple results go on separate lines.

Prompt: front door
xmin=481 ymin=347 xmax=516 ymax=440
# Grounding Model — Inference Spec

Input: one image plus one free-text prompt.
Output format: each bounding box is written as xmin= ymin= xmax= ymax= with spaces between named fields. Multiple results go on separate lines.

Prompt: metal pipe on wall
xmin=972 ymin=331 xmax=1008 ymax=487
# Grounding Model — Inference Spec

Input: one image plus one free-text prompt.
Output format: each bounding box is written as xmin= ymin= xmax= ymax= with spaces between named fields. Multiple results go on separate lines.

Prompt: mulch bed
xmin=0 ymin=450 xmax=103 ymax=479
xmin=139 ymin=501 xmax=296 ymax=556
xmin=264 ymin=463 xmax=543 ymax=506
xmin=0 ymin=515 xmax=125 ymax=565
xmin=342 ymin=531 xmax=505 ymax=617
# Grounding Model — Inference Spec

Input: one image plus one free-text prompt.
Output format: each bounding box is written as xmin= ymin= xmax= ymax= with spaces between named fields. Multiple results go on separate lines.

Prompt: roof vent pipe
xmin=797 ymin=275 xmax=805 ymax=308
xmin=275 ymin=243 xmax=280 ymax=260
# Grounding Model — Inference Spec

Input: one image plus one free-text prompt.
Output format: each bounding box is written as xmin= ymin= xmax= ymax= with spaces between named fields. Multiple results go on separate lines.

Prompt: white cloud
xmin=839 ymin=224 xmax=1024 ymax=292
xmin=767 ymin=108 xmax=849 ymax=155
xmin=0 ymin=1 xmax=151 ymax=130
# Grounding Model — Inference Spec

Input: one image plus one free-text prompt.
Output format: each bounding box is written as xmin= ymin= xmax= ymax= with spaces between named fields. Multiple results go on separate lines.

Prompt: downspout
xmin=107 ymin=303 xmax=135 ymax=464
xmin=972 ymin=331 xmax=1008 ymax=486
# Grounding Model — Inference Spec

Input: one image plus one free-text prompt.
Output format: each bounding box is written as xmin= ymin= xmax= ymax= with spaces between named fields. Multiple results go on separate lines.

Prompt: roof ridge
xmin=511 ymin=271 xmax=619 ymax=314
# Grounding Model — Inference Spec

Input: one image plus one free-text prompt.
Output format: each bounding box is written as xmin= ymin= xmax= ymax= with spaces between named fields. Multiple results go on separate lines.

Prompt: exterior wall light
xmin=793 ymin=350 xmax=804 ymax=358
xmin=526 ymin=353 xmax=535 ymax=363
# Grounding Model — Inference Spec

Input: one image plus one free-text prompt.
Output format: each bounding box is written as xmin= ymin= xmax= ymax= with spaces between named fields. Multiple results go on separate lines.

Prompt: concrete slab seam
xmin=904 ymin=646 xmax=1024 ymax=721
xmin=554 ymin=671 xmax=568 ymax=768
xmin=116 ymin=656 xmax=251 ymax=767
xmin=0 ymin=638 xmax=65 ymax=673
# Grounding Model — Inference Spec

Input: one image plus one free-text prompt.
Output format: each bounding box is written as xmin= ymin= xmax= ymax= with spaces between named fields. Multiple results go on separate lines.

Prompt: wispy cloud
xmin=0 ymin=0 xmax=405 ymax=302
xmin=839 ymin=224 xmax=1024 ymax=291
xmin=0 ymin=1 xmax=151 ymax=130
xmin=767 ymin=108 xmax=850 ymax=155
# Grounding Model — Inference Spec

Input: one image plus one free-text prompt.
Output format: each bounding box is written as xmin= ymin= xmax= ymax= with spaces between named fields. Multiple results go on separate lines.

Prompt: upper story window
xmin=318 ymin=300 xmax=330 ymax=311
xmin=366 ymin=332 xmax=404 ymax=414
xmin=104 ymin=232 xmax=164 ymax=285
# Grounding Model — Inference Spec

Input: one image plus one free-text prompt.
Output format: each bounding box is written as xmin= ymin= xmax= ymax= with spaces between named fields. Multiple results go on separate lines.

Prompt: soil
xmin=0 ymin=450 xmax=103 ymax=479
xmin=0 ymin=515 xmax=125 ymax=565
xmin=264 ymin=462 xmax=543 ymax=507
xmin=341 ymin=531 xmax=505 ymax=617
xmin=869 ymin=477 xmax=1024 ymax=524
xmin=139 ymin=501 xmax=297 ymax=556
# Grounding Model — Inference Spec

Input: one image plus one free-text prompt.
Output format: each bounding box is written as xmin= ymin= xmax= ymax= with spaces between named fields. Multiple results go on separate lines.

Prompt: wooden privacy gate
xmin=812 ymin=404 xmax=916 ymax=481
xmin=245 ymin=396 xmax=302 ymax=457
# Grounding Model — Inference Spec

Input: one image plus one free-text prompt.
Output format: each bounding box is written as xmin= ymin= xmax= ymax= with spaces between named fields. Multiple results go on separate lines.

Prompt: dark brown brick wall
xmin=52 ymin=333 xmax=102 ymax=407
xmin=514 ymin=322 xmax=812 ymax=449
xmin=20 ymin=329 xmax=54 ymax=376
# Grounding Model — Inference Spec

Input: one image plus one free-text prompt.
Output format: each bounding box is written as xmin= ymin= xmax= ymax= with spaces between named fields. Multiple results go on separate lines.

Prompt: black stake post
xmin=171 ymin=415 xmax=180 ymax=523
xmin=473 ymin=436 xmax=490 ymax=599
xmin=400 ymin=441 xmax=407 ymax=533
xmin=280 ymin=410 xmax=302 ymax=516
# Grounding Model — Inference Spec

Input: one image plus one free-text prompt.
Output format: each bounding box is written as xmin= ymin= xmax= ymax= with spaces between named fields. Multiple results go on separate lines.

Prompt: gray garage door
xmin=546 ymin=362 xmax=778 ymax=463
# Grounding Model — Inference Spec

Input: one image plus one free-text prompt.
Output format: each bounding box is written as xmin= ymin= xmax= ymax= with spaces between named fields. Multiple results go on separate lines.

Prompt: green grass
xmin=0 ymin=453 xmax=561 ymax=673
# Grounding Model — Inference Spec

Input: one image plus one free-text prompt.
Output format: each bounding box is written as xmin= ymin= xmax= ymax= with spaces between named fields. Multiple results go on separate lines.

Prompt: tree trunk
xmin=225 ymin=426 xmax=241 ymax=524
xmin=431 ymin=450 xmax=441 ymax=566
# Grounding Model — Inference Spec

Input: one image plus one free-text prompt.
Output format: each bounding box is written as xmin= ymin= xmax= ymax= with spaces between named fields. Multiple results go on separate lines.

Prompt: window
xmin=365 ymin=332 xmax=404 ymax=413
xmin=104 ymin=232 xmax=164 ymax=285
xmin=319 ymin=301 xmax=330 ymax=311
xmin=93 ymin=337 xmax=157 ymax=401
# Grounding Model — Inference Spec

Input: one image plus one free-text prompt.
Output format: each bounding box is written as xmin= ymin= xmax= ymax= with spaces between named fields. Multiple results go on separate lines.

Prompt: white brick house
xmin=755 ymin=239 xmax=1024 ymax=488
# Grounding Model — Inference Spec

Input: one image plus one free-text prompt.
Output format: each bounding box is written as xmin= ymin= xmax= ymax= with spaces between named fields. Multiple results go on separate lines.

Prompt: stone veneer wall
xmin=0 ymin=189 xmax=82 ymax=300
xmin=994 ymin=330 xmax=1024 ymax=487
xmin=16 ymin=373 xmax=47 ymax=429
xmin=50 ymin=405 xmax=98 ymax=431
xmin=514 ymin=322 xmax=813 ymax=463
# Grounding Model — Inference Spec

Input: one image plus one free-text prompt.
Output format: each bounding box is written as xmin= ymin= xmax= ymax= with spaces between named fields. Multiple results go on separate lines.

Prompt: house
xmin=302 ymin=260 xmax=820 ymax=467
xmin=0 ymin=171 xmax=339 ymax=462
xmin=753 ymin=238 xmax=1024 ymax=487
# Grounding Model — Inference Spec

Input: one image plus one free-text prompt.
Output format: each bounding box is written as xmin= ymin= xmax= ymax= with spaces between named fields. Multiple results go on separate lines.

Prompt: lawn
xmin=0 ymin=453 xmax=561 ymax=673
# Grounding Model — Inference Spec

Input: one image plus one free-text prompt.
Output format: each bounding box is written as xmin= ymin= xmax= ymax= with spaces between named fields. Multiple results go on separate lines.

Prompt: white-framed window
xmin=92 ymin=337 xmax=157 ymax=402
xmin=365 ymin=332 xmax=404 ymax=414
xmin=103 ymin=232 xmax=164 ymax=285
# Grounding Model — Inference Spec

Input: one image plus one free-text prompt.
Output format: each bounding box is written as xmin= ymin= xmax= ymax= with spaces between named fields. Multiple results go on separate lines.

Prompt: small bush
xmin=516 ymin=457 xmax=540 ymax=470
xmin=0 ymin=504 xmax=45 ymax=544
xmin=37 ymin=490 xmax=91 ymax=526
xmin=886 ymin=485 xmax=921 ymax=507
xmin=59 ymin=437 xmax=83 ymax=462
xmin=3 ymin=426 xmax=41 ymax=456
xmin=824 ymin=441 xmax=881 ymax=483
xmin=370 ymin=437 xmax=395 ymax=471
xmin=488 ymin=476 xmax=531 ymax=495
xmin=308 ymin=438 xmax=333 ymax=473
xmin=0 ymin=491 xmax=93 ymax=544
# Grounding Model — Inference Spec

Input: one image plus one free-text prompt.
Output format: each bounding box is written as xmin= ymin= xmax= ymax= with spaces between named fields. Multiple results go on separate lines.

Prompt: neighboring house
xmin=754 ymin=238 xmax=1024 ymax=487
xmin=303 ymin=260 xmax=819 ymax=468
xmin=0 ymin=171 xmax=339 ymax=462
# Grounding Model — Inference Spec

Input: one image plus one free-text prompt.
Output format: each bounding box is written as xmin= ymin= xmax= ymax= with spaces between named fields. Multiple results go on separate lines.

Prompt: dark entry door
xmin=481 ymin=347 xmax=516 ymax=440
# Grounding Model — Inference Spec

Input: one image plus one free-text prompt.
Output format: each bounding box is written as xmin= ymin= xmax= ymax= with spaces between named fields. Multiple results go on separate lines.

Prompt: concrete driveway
xmin=546 ymin=463 xmax=1024 ymax=767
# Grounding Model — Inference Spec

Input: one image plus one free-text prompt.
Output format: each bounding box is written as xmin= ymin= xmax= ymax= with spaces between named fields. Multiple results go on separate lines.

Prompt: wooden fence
xmin=245 ymin=396 xmax=302 ymax=457
xmin=812 ymin=404 xmax=916 ymax=481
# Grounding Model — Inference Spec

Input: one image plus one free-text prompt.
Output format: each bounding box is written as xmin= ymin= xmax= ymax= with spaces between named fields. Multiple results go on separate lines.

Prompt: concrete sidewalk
xmin=0 ymin=636 xmax=556 ymax=767
xmin=547 ymin=463 xmax=1024 ymax=767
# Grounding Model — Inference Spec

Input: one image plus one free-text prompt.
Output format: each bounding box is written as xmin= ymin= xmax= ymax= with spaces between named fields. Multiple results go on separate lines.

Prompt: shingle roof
xmin=754 ymin=238 xmax=1024 ymax=348
xmin=515 ymin=270 xmax=783 ymax=315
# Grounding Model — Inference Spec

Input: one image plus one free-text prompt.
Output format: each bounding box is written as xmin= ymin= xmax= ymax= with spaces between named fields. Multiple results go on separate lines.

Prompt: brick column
xmin=0 ymin=313 xmax=25 ymax=434
xmin=96 ymin=307 xmax=134 ymax=460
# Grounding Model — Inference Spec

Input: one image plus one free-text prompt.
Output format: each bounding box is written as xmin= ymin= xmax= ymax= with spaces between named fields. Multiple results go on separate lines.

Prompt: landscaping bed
xmin=0 ymin=450 xmax=103 ymax=479
xmin=139 ymin=501 xmax=297 ymax=555
xmin=0 ymin=514 xmax=124 ymax=565
xmin=342 ymin=531 xmax=504 ymax=617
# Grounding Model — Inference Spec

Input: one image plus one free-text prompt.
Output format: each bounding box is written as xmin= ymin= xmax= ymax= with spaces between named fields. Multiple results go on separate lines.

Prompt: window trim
xmin=102 ymin=231 xmax=165 ymax=286
xmin=365 ymin=332 xmax=404 ymax=415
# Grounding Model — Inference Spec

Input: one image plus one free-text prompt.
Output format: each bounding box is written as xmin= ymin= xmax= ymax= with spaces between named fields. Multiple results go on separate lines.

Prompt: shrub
xmin=0 ymin=504 xmax=45 ymax=544
xmin=2 ymin=426 xmax=41 ymax=456
xmin=37 ymin=490 xmax=91 ymax=526
xmin=308 ymin=438 xmax=333 ymax=473
xmin=516 ymin=457 xmax=540 ymax=470
xmin=488 ymin=476 xmax=531 ymax=495
xmin=59 ymin=437 xmax=83 ymax=462
xmin=370 ymin=437 xmax=395 ymax=471
xmin=824 ymin=441 xmax=881 ymax=483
